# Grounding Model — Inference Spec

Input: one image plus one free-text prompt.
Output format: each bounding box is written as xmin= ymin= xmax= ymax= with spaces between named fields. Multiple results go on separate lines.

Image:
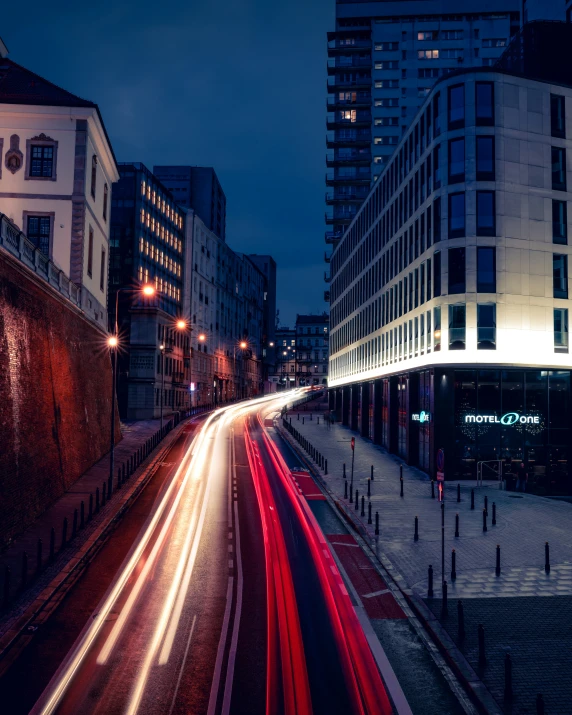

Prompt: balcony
xmin=326 ymin=189 xmax=369 ymax=205
xmin=327 ymin=37 xmax=371 ymax=54
xmin=326 ymin=131 xmax=371 ymax=149
xmin=324 ymin=271 xmax=331 ymax=283
xmin=325 ymin=208 xmax=358 ymax=225
xmin=327 ymin=56 xmax=371 ymax=75
xmin=326 ymin=150 xmax=371 ymax=167
xmin=327 ymin=93 xmax=370 ymax=111
xmin=324 ymin=252 xmax=331 ymax=264
xmin=326 ymin=168 xmax=371 ymax=186
xmin=324 ymin=290 xmax=331 ymax=302
xmin=326 ymin=112 xmax=371 ymax=131
xmin=325 ymin=230 xmax=343 ymax=244
xmin=327 ymin=75 xmax=371 ymax=92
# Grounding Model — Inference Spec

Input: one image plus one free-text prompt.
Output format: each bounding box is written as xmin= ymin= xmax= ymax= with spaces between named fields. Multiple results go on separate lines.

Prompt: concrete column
xmin=350 ymin=383 xmax=360 ymax=432
xmin=360 ymin=382 xmax=370 ymax=439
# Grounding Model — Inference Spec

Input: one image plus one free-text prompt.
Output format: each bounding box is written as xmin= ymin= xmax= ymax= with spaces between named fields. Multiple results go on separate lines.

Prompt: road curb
xmin=276 ymin=419 xmax=502 ymax=715
xmin=0 ymin=415 xmax=202 ymax=675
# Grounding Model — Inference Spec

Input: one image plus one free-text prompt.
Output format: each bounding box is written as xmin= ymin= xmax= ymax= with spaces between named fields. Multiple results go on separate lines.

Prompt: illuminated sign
xmin=190 ymin=382 xmax=196 ymax=392
xmin=464 ymin=412 xmax=540 ymax=425
xmin=412 ymin=411 xmax=431 ymax=423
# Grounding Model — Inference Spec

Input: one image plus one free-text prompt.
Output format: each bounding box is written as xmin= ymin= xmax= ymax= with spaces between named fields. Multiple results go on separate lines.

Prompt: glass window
xmin=477 ymin=247 xmax=496 ymax=293
xmin=554 ymin=308 xmax=569 ymax=353
xmin=448 ymin=304 xmax=466 ymax=350
xmin=434 ymin=306 xmax=441 ymax=351
xmin=448 ymin=84 xmax=465 ymax=130
xmin=30 ymin=145 xmax=54 ymax=178
xmin=476 ymin=136 xmax=495 ymax=180
xmin=550 ymin=94 xmax=565 ymax=139
xmin=433 ymin=197 xmax=441 ymax=242
xmin=476 ymin=82 xmax=494 ymax=126
xmin=448 ymin=192 xmax=465 ymax=238
xmin=553 ymin=254 xmax=568 ymax=299
xmin=433 ymin=251 xmax=441 ymax=297
xmin=448 ymin=138 xmax=465 ymax=183
xmin=477 ymin=304 xmax=496 ymax=350
xmin=433 ymin=144 xmax=441 ymax=187
xmin=433 ymin=91 xmax=441 ymax=136
xmin=26 ymin=215 xmax=51 ymax=256
xmin=552 ymin=147 xmax=567 ymax=191
xmin=552 ymin=200 xmax=567 ymax=244
xmin=476 ymin=191 xmax=496 ymax=236
xmin=448 ymin=247 xmax=466 ymax=294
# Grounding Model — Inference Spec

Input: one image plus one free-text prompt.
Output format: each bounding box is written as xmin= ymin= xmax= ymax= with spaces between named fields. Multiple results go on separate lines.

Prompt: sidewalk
xmin=280 ymin=401 xmax=572 ymax=714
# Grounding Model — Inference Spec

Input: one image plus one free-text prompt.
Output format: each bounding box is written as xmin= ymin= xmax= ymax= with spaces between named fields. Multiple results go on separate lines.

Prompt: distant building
xmin=247 ymin=254 xmax=277 ymax=388
xmin=295 ymin=314 xmax=329 ymax=386
xmin=109 ymin=162 xmax=188 ymax=420
xmin=153 ymin=165 xmax=226 ymax=241
xmin=0 ymin=56 xmax=119 ymax=329
xmin=272 ymin=326 xmax=296 ymax=390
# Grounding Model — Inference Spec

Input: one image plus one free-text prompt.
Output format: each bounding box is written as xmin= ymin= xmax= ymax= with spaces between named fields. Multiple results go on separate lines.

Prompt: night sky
xmin=2 ymin=0 xmax=333 ymax=327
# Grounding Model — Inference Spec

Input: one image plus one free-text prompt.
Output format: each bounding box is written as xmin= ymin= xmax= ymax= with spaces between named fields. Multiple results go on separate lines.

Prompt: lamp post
xmin=234 ymin=340 xmax=248 ymax=400
xmin=158 ymin=318 xmax=191 ymax=428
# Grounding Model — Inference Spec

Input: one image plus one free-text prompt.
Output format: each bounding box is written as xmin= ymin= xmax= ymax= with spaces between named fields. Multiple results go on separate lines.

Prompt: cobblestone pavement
xmin=427 ymin=596 xmax=572 ymax=715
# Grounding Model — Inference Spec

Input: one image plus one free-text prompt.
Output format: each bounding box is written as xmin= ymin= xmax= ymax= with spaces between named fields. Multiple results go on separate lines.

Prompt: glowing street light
xmin=176 ymin=319 xmax=187 ymax=330
xmin=198 ymin=333 xmax=206 ymax=342
xmin=142 ymin=284 xmax=156 ymax=297
xmin=108 ymin=336 xmax=118 ymax=348
xmin=239 ymin=341 xmax=247 ymax=349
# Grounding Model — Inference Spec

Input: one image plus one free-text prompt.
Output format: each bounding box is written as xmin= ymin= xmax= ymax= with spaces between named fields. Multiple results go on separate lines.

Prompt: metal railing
xmin=477 ymin=460 xmax=503 ymax=487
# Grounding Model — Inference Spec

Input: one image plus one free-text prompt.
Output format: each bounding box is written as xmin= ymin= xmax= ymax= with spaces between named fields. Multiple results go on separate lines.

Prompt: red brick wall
xmin=0 ymin=253 xmax=119 ymax=549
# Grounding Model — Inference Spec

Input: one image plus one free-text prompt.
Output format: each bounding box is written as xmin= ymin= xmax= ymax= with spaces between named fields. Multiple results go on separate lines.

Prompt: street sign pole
xmin=350 ymin=437 xmax=355 ymax=487
xmin=436 ymin=448 xmax=445 ymax=590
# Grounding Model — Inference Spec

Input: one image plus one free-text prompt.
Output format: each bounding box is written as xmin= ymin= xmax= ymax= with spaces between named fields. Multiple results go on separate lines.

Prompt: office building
xmin=328 ymin=54 xmax=572 ymax=494
xmin=272 ymin=326 xmax=296 ymax=390
xmin=296 ymin=314 xmax=329 ymax=386
xmin=326 ymin=1 xmax=522 ymax=252
xmin=247 ymin=254 xmax=278 ymax=388
xmin=153 ymin=165 xmax=226 ymax=241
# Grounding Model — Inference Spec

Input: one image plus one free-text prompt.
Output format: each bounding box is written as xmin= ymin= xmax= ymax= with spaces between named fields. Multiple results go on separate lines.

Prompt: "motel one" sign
xmin=464 ymin=412 xmax=540 ymax=425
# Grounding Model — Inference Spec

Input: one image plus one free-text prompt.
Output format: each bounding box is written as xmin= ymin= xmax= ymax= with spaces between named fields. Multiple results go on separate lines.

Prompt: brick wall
xmin=0 ymin=251 xmax=120 ymax=549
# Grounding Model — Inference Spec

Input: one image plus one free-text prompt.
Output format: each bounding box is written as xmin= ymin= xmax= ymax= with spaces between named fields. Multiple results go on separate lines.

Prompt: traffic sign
xmin=351 ymin=437 xmax=355 ymax=451
xmin=436 ymin=448 xmax=445 ymax=472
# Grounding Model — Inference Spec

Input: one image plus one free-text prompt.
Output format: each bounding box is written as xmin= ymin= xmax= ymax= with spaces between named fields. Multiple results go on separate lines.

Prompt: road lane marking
xmin=167 ymin=614 xmax=197 ymax=715
xmin=362 ymin=589 xmax=391 ymax=599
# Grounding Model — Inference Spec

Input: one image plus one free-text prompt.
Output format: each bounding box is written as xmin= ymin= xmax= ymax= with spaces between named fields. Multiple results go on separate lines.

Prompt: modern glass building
xmin=328 ymin=62 xmax=572 ymax=495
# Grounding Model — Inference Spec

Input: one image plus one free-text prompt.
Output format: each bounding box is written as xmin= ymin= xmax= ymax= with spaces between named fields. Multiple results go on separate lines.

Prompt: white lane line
xmin=362 ymin=589 xmax=390 ymax=599
xmin=221 ymin=498 xmax=244 ymax=715
xmin=207 ymin=578 xmax=234 ymax=715
xmin=329 ymin=541 xmax=361 ymax=548
xmin=167 ymin=614 xmax=197 ymax=715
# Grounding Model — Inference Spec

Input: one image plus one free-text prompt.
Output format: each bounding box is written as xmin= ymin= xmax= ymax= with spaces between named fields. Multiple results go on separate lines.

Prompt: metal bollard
xmin=451 ymin=549 xmax=456 ymax=580
xmin=504 ymin=653 xmax=513 ymax=700
xmin=471 ymin=489 xmax=475 ymax=510
xmin=21 ymin=551 xmax=28 ymax=590
xmin=483 ymin=508 xmax=487 ymax=532
xmin=297 ymin=413 xmax=299 ymax=420
xmin=344 ymin=481 xmax=348 ymax=499
xmin=343 ymin=463 xmax=346 ymax=479
xmin=36 ymin=538 xmax=42 ymax=576
xmin=492 ymin=502 xmax=497 ymax=526
xmin=545 ymin=542 xmax=550 ymax=573
xmin=62 ymin=517 xmax=68 ymax=549
xmin=361 ymin=495 xmax=365 ymax=517
xmin=431 ymin=480 xmax=435 ymax=499
xmin=400 ymin=476 xmax=404 ymax=498
xmin=317 ymin=417 xmax=319 ymax=425
xmin=118 ymin=467 xmax=122 ymax=489
xmin=428 ymin=565 xmax=434 ymax=598
xmin=325 ymin=459 xmax=328 ymax=475
xmin=478 ymin=624 xmax=486 ymax=665
xmin=355 ymin=489 xmax=359 ymax=511
xmin=496 ymin=544 xmax=501 ymax=576
xmin=536 ymin=693 xmax=545 ymax=714
xmin=89 ymin=493 xmax=93 ymax=521
xmin=484 ymin=495 xmax=488 ymax=516
xmin=457 ymin=483 xmax=461 ymax=503
xmin=368 ymin=502 xmax=372 ymax=524
xmin=72 ymin=508 xmax=78 ymax=538
xmin=457 ymin=600 xmax=465 ymax=641
xmin=367 ymin=480 xmax=371 ymax=498
xmin=50 ymin=527 xmax=55 ymax=562
xmin=375 ymin=511 xmax=380 ymax=536
xmin=371 ymin=465 xmax=374 ymax=481
xmin=350 ymin=483 xmax=353 ymax=503
xmin=303 ymin=417 xmax=305 ymax=425
xmin=400 ymin=464 xmax=403 ymax=480
xmin=455 ymin=513 xmax=460 ymax=538
xmin=3 ymin=567 xmax=11 ymax=608
xmin=102 ymin=482 xmax=107 ymax=506
xmin=414 ymin=516 xmax=419 ymax=541
xmin=441 ymin=580 xmax=448 ymax=618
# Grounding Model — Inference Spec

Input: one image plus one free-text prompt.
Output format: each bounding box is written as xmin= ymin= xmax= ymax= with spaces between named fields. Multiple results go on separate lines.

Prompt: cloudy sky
xmin=3 ymin=0 xmax=334 ymax=326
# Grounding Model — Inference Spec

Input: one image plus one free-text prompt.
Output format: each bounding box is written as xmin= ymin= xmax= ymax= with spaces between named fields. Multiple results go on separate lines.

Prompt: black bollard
xmin=371 ymin=465 xmax=374 ymax=481
xmin=492 ymin=502 xmax=497 ymax=526
xmin=400 ymin=464 xmax=403 ymax=480
xmin=102 ymin=482 xmax=107 ymax=506
xmin=325 ymin=459 xmax=328 ymax=475
xmin=478 ymin=624 xmax=486 ymax=665
xmin=118 ymin=467 xmax=122 ymax=489
xmin=400 ymin=476 xmax=404 ymax=498
xmin=545 ymin=542 xmax=550 ymax=573
xmin=302 ymin=417 xmax=304 ymax=425
xmin=310 ymin=413 xmax=312 ymax=421
xmin=441 ymin=580 xmax=448 ymax=618
xmin=457 ymin=483 xmax=461 ymax=503
xmin=455 ymin=513 xmax=460 ymax=538
xmin=457 ymin=600 xmax=465 ymax=641
xmin=484 ymin=495 xmax=488 ymax=516
xmin=21 ymin=551 xmax=28 ymax=590
xmin=80 ymin=500 xmax=85 ymax=529
xmin=343 ymin=463 xmax=346 ymax=479
xmin=536 ymin=694 xmax=545 ymax=714
xmin=471 ymin=489 xmax=475 ymax=510
xmin=89 ymin=493 xmax=93 ymax=521
xmin=62 ymin=517 xmax=68 ymax=549
xmin=451 ymin=549 xmax=457 ymax=581
xmin=431 ymin=480 xmax=435 ymax=499
xmin=355 ymin=489 xmax=359 ymax=511
xmin=344 ymin=481 xmax=348 ymax=499
xmin=482 ymin=508 xmax=487 ymax=532
xmin=317 ymin=417 xmax=319 ymax=425
xmin=350 ymin=483 xmax=353 ymax=502
xmin=49 ymin=527 xmax=55 ymax=562
xmin=3 ymin=566 xmax=11 ymax=608
xmin=368 ymin=502 xmax=372 ymax=525
xmin=72 ymin=508 xmax=78 ymax=538
xmin=428 ymin=565 xmax=434 ymax=598
xmin=495 ymin=544 xmax=501 ymax=576
xmin=414 ymin=516 xmax=419 ymax=541
xmin=297 ymin=413 xmax=299 ymax=420
xmin=367 ymin=480 xmax=371 ymax=498
xmin=36 ymin=538 xmax=42 ymax=576
xmin=96 ymin=487 xmax=100 ymax=512
xmin=504 ymin=653 xmax=513 ymax=700
xmin=361 ymin=495 xmax=365 ymax=517
xmin=375 ymin=511 xmax=380 ymax=536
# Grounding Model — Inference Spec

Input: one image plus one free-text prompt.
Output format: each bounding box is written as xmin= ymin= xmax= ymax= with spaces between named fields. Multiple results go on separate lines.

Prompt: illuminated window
xmin=418 ymin=49 xmax=439 ymax=59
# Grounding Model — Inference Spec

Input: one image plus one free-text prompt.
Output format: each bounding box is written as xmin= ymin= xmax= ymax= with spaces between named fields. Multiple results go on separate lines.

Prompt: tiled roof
xmin=0 ymin=58 xmax=96 ymax=108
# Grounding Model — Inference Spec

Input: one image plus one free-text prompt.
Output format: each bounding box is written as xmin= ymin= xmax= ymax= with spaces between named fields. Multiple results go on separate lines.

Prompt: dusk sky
xmin=3 ymin=0 xmax=333 ymax=327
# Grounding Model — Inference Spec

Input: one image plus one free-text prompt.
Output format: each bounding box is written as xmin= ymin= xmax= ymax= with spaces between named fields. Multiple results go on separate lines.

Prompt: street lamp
xmin=159 ymin=319 xmax=188 ymax=429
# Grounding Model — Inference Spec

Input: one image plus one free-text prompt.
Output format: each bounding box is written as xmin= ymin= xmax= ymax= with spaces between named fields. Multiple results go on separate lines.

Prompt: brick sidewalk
xmin=280 ymin=401 xmax=572 ymax=713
